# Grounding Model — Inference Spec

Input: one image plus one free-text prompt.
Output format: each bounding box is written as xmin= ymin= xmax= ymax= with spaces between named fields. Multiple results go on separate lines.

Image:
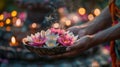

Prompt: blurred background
xmin=0 ymin=0 xmax=111 ymax=67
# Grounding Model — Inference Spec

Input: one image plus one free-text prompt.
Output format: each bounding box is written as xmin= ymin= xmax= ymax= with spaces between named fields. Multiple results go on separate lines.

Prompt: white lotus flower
xmin=44 ymin=40 xmax=59 ymax=48
xmin=46 ymin=33 xmax=59 ymax=41
xmin=45 ymin=31 xmax=59 ymax=47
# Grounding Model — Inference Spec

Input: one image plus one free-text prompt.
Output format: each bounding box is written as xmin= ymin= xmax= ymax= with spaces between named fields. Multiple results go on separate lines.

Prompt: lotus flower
xmin=31 ymin=35 xmax=46 ymax=46
xmin=58 ymin=32 xmax=78 ymax=46
xmin=45 ymin=29 xmax=59 ymax=47
xmin=23 ymin=31 xmax=46 ymax=47
xmin=23 ymin=28 xmax=78 ymax=48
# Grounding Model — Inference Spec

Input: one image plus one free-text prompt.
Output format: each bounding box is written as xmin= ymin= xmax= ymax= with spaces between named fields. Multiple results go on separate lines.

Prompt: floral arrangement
xmin=23 ymin=28 xmax=78 ymax=48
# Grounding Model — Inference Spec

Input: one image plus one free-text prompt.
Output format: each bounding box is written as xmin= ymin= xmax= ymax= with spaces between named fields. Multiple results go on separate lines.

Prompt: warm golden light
xmin=91 ymin=61 xmax=100 ymax=67
xmin=11 ymin=36 xmax=16 ymax=44
xmin=31 ymin=23 xmax=37 ymax=28
xmin=94 ymin=8 xmax=101 ymax=16
xmin=10 ymin=36 xmax=18 ymax=46
xmin=88 ymin=14 xmax=94 ymax=21
xmin=0 ymin=22 xmax=4 ymax=27
xmin=101 ymin=47 xmax=109 ymax=55
xmin=6 ymin=18 xmax=11 ymax=24
xmin=11 ymin=10 xmax=17 ymax=17
xmin=60 ymin=17 xmax=67 ymax=23
xmin=78 ymin=7 xmax=86 ymax=15
xmin=53 ymin=23 xmax=60 ymax=28
xmin=0 ymin=14 xmax=4 ymax=20
xmin=65 ymin=20 xmax=71 ymax=26
xmin=58 ymin=8 xmax=64 ymax=14
xmin=15 ymin=19 xmax=22 ymax=27
xmin=72 ymin=15 xmax=79 ymax=22
xmin=6 ymin=26 xmax=11 ymax=31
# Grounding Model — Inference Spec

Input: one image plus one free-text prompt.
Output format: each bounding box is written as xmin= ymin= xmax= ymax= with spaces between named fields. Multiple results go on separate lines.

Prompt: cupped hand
xmin=48 ymin=24 xmax=92 ymax=59
xmin=49 ymin=35 xmax=94 ymax=59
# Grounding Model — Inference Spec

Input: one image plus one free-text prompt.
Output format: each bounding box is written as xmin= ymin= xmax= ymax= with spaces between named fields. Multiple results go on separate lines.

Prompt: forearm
xmin=85 ymin=6 xmax=112 ymax=34
xmin=91 ymin=22 xmax=120 ymax=46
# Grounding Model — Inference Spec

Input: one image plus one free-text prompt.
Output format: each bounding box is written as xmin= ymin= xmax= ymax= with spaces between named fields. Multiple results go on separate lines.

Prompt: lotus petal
xmin=41 ymin=30 xmax=45 ymax=38
xmin=27 ymin=36 xmax=33 ymax=42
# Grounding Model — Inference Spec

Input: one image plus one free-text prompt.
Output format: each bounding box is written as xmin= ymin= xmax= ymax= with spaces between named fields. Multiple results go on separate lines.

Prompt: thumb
xmin=66 ymin=38 xmax=84 ymax=51
xmin=66 ymin=39 xmax=80 ymax=51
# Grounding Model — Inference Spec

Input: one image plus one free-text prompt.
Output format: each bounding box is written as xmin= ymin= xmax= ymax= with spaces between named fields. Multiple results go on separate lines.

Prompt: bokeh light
xmin=58 ymin=7 xmax=64 ymax=14
xmin=91 ymin=61 xmax=100 ymax=67
xmin=65 ymin=19 xmax=71 ymax=26
xmin=94 ymin=8 xmax=101 ymax=16
xmin=10 ymin=36 xmax=18 ymax=46
xmin=0 ymin=14 xmax=4 ymax=20
xmin=78 ymin=7 xmax=86 ymax=15
xmin=6 ymin=18 xmax=11 ymax=24
xmin=6 ymin=26 xmax=11 ymax=31
xmin=60 ymin=17 xmax=67 ymax=23
xmin=11 ymin=10 xmax=17 ymax=17
xmin=72 ymin=15 xmax=79 ymax=22
xmin=31 ymin=23 xmax=37 ymax=28
xmin=11 ymin=36 xmax=16 ymax=44
xmin=0 ymin=22 xmax=4 ymax=27
xmin=88 ymin=14 xmax=94 ymax=21
xmin=15 ymin=19 xmax=22 ymax=27
xmin=52 ymin=23 xmax=60 ymax=28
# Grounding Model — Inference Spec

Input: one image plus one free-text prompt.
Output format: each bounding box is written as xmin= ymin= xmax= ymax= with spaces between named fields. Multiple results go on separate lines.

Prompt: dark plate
xmin=24 ymin=44 xmax=66 ymax=56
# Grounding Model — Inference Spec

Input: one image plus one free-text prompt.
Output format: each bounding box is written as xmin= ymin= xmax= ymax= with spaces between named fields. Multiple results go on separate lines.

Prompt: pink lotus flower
xmin=25 ymin=32 xmax=46 ymax=47
xmin=31 ymin=36 xmax=46 ymax=46
xmin=58 ymin=34 xmax=74 ymax=46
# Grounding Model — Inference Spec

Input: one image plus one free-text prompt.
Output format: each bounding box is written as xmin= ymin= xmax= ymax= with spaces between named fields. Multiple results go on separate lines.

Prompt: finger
xmin=78 ymin=29 xmax=86 ymax=37
xmin=67 ymin=26 xmax=79 ymax=35
xmin=66 ymin=40 xmax=81 ymax=51
xmin=67 ymin=26 xmax=78 ymax=30
xmin=66 ymin=39 xmax=87 ymax=51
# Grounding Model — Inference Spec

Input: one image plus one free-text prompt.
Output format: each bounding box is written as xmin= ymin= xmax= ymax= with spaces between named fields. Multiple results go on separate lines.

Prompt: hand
xmin=67 ymin=35 xmax=94 ymax=51
xmin=67 ymin=26 xmax=82 ymax=35
xmin=49 ymin=35 xmax=94 ymax=59
xmin=68 ymin=25 xmax=88 ymax=37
